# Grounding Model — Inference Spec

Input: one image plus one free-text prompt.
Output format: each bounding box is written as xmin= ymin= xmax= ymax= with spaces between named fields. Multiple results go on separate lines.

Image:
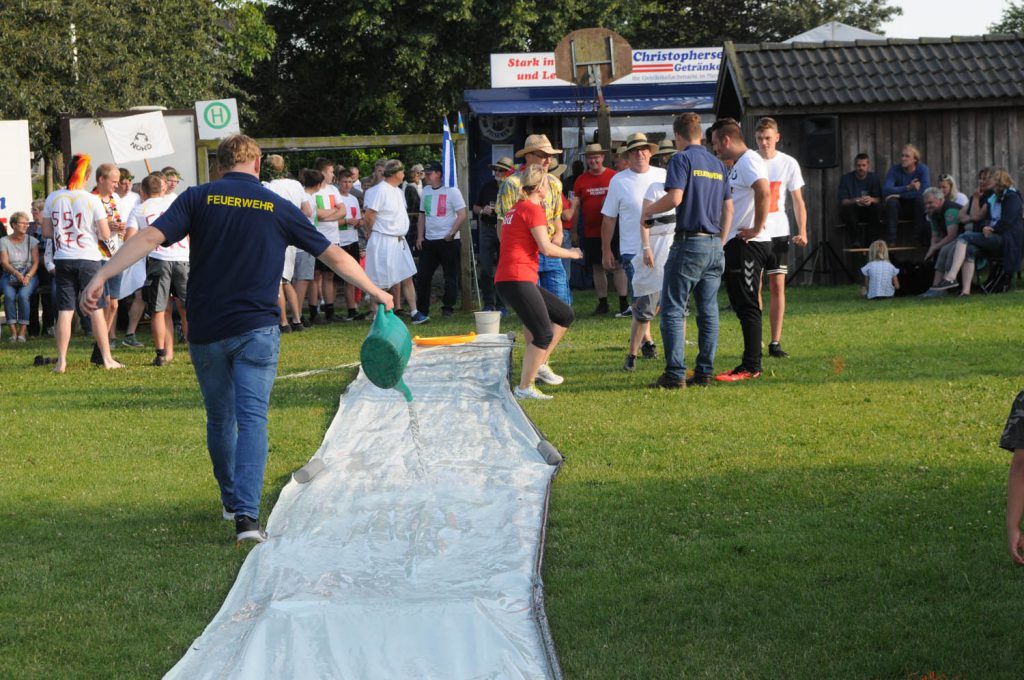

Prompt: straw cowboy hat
xmin=489 ymin=156 xmax=515 ymax=172
xmin=654 ymin=138 xmax=677 ymax=156
xmin=515 ymin=134 xmax=563 ymax=158
xmin=547 ymin=161 xmax=566 ymax=178
xmin=622 ymin=132 xmax=659 ymax=153
xmin=582 ymin=143 xmax=610 ymax=156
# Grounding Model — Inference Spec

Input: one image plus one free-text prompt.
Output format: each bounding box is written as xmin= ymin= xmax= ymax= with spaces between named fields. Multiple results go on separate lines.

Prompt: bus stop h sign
xmin=195 ymin=98 xmax=241 ymax=139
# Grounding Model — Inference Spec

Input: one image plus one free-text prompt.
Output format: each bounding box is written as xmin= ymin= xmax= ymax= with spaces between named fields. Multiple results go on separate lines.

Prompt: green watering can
xmin=359 ymin=304 xmax=413 ymax=402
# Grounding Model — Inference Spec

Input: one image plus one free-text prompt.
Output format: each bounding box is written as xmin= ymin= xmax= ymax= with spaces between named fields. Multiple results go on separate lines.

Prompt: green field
xmin=1 ymin=286 xmax=1022 ymax=678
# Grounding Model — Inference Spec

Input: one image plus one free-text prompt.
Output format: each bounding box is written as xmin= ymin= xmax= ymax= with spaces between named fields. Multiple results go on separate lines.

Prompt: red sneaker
xmin=715 ymin=366 xmax=762 ymax=382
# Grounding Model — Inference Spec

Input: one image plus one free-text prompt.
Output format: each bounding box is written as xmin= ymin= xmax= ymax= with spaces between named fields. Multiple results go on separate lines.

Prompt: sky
xmin=880 ymin=0 xmax=1008 ymax=39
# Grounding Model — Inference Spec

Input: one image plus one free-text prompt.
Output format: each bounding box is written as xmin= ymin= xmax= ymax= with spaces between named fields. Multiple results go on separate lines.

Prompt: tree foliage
xmin=990 ymin=1 xmax=1024 ymax=33
xmin=0 ymin=0 xmax=273 ymax=153
xmin=241 ymin=0 xmax=899 ymax=138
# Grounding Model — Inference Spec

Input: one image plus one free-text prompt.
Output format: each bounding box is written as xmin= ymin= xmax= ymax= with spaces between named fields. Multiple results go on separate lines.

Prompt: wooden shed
xmin=715 ymin=34 xmax=1024 ymax=282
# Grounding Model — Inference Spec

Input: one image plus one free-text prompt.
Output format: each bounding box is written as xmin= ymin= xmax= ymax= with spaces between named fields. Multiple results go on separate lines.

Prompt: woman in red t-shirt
xmin=495 ymin=165 xmax=583 ymax=400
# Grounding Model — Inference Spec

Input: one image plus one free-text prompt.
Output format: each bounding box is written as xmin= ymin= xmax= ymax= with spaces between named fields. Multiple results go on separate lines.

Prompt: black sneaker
xmin=593 ymin=301 xmax=609 ymax=315
xmin=685 ymin=373 xmax=713 ymax=387
xmin=280 ymin=324 xmax=292 ymax=333
xmin=153 ymin=354 xmax=169 ymax=367
xmin=615 ymin=306 xmax=633 ymax=318
xmin=290 ymin=321 xmax=305 ymax=332
xmin=932 ymin=278 xmax=958 ymax=291
xmin=768 ymin=342 xmax=789 ymax=358
xmin=650 ymin=372 xmax=685 ymax=389
xmin=235 ymin=515 xmax=268 ymax=544
xmin=121 ymin=334 xmax=144 ymax=348
xmin=623 ymin=354 xmax=636 ymax=372
xmin=90 ymin=342 xmax=103 ymax=365
xmin=641 ymin=341 xmax=658 ymax=360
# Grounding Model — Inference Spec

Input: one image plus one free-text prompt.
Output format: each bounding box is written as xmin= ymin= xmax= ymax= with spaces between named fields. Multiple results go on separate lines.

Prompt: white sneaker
xmin=222 ymin=506 xmax=235 ymax=521
xmin=535 ymin=363 xmax=564 ymax=385
xmin=514 ymin=384 xmax=553 ymax=400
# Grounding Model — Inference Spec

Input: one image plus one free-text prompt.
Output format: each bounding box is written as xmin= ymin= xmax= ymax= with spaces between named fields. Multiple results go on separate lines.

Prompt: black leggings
xmin=495 ymin=280 xmax=575 ymax=349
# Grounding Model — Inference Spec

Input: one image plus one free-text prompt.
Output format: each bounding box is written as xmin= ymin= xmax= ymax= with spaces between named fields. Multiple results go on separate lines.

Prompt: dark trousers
xmin=839 ymin=202 xmax=883 ymax=245
xmin=724 ymin=238 xmax=771 ymax=373
xmin=478 ymin=223 xmax=502 ymax=308
xmin=884 ymin=195 xmax=927 ymax=244
xmin=416 ymin=238 xmax=460 ymax=315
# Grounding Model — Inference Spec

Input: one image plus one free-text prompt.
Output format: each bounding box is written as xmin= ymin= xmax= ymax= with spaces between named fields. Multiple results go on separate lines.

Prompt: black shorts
xmin=764 ymin=236 xmax=790 ymax=276
xmin=55 ymin=259 xmax=105 ymax=312
xmin=143 ymin=259 xmax=189 ymax=313
xmin=495 ymin=280 xmax=575 ymax=350
xmin=583 ymin=233 xmax=619 ymax=267
xmin=1001 ymin=390 xmax=1024 ymax=452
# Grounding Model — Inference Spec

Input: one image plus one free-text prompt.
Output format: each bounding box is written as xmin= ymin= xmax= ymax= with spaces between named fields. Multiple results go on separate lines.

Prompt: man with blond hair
xmin=82 ymin=134 xmax=394 ymax=545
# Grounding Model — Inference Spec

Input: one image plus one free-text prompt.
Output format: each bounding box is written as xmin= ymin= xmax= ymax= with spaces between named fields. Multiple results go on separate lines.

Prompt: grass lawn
xmin=1 ymin=285 xmax=1022 ymax=678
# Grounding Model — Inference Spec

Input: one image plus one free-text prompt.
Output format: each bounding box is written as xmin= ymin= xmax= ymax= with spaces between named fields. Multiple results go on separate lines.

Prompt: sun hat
xmin=515 ymin=134 xmax=562 ymax=158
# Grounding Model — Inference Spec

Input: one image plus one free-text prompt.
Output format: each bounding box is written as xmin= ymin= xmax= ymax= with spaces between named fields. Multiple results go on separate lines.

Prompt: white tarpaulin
xmin=101 ymin=111 xmax=174 ymax=164
xmin=165 ymin=335 xmax=563 ymax=679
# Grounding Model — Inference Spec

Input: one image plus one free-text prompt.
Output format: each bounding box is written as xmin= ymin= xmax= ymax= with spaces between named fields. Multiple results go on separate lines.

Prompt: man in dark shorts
xmin=1001 ymin=390 xmax=1024 ymax=565
xmin=642 ymin=113 xmax=732 ymax=389
xmin=570 ymin=143 xmax=624 ymax=315
xmin=82 ymin=135 xmax=394 ymax=544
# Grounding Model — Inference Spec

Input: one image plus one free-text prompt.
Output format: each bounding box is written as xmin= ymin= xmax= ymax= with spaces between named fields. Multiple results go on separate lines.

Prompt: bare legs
xmin=520 ymin=325 xmax=568 ymax=390
xmin=54 ymin=309 xmax=122 ymax=373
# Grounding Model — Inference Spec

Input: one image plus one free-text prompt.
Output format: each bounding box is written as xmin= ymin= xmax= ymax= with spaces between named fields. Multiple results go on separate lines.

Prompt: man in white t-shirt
xmin=264 ymin=155 xmax=311 ymax=331
xmin=93 ymin=163 xmax=127 ymax=350
xmin=336 ymin=169 xmax=366 ymax=321
xmin=415 ymin=160 xmax=467 ymax=319
xmin=600 ymin=132 xmax=666 ymax=341
xmin=116 ymin=167 xmax=147 ymax=348
xmin=41 ymin=154 xmax=121 ymax=372
xmin=755 ymin=117 xmax=807 ymax=360
xmin=128 ymin=174 xmax=186 ymax=366
xmin=311 ymin=158 xmax=346 ymax=322
xmin=364 ymin=159 xmax=420 ymax=322
xmin=712 ymin=119 xmax=770 ymax=382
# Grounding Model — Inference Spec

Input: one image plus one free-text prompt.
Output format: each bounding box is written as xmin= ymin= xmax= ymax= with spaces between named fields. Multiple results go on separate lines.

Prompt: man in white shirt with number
xmin=600 ymin=132 xmax=666 ymax=350
xmin=712 ymin=119 xmax=771 ymax=382
xmin=311 ymin=158 xmax=346 ymax=322
xmin=129 ymin=174 xmax=186 ymax=366
xmin=415 ymin=160 xmax=466 ymax=320
xmin=754 ymin=117 xmax=807 ymax=360
xmin=41 ymin=154 xmax=122 ymax=372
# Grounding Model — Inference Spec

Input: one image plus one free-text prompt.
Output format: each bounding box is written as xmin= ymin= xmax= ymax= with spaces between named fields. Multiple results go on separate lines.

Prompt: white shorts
xmin=282 ymin=245 xmax=296 ymax=282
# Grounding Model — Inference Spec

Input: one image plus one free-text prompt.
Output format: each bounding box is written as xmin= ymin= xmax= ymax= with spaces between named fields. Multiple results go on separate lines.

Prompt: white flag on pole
xmin=442 ymin=117 xmax=457 ymax=189
xmin=101 ymin=111 xmax=174 ymax=164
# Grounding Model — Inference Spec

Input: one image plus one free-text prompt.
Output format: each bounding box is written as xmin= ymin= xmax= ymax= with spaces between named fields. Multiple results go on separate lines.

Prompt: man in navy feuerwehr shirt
xmin=641 ymin=113 xmax=732 ymax=388
xmin=82 ymin=135 xmax=393 ymax=544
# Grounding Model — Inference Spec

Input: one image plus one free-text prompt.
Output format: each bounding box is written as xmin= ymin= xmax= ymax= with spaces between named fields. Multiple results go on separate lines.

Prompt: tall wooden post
xmin=456 ymin=134 xmax=474 ymax=311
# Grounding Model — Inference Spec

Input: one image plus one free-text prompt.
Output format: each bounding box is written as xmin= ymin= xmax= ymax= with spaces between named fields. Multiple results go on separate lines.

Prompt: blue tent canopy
xmin=464 ymin=82 xmax=715 ymax=116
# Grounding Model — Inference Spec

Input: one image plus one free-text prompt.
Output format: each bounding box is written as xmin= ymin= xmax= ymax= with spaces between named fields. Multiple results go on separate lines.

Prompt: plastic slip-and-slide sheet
xmin=165 ymin=334 xmax=564 ymax=679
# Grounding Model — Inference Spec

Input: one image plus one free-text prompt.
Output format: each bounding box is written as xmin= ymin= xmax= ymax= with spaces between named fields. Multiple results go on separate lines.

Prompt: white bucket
xmin=474 ymin=311 xmax=501 ymax=335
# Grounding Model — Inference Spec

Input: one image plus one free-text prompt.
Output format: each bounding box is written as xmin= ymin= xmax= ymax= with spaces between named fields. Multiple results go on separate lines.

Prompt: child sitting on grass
xmin=860 ymin=240 xmax=900 ymax=299
xmin=1001 ymin=390 xmax=1024 ymax=565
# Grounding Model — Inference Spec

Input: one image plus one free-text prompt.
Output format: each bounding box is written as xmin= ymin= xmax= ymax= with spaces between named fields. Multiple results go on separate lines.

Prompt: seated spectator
xmin=1 ymin=211 xmax=40 ymax=341
xmin=921 ymin=187 xmax=966 ymax=296
xmin=860 ymin=240 xmax=899 ymax=300
xmin=882 ymin=144 xmax=929 ymax=244
xmin=958 ymin=167 xmax=994 ymax=234
xmin=932 ymin=167 xmax=1024 ymax=295
xmin=838 ymin=152 xmax=883 ymax=246
xmin=938 ymin=173 xmax=968 ymax=207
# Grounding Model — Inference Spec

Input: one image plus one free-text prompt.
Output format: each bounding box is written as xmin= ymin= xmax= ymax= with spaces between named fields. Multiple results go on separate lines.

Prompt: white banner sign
xmin=195 ymin=98 xmax=241 ymax=139
xmin=0 ymin=120 xmax=33 ymax=231
xmin=102 ymin=111 xmax=175 ymax=164
xmin=490 ymin=47 xmax=722 ymax=88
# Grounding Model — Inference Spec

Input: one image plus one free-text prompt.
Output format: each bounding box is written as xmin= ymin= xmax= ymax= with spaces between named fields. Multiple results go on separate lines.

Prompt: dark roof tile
xmin=727 ymin=35 xmax=1024 ymax=110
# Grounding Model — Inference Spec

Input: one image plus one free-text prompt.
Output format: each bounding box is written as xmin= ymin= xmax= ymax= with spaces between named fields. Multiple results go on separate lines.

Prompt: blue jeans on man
xmin=189 ymin=325 xmax=280 ymax=519
xmin=660 ymin=236 xmax=725 ymax=380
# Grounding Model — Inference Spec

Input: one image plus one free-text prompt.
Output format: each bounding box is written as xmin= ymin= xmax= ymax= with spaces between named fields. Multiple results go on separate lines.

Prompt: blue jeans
xmin=538 ymin=253 xmax=572 ymax=305
xmin=3 ymin=274 xmax=38 ymax=325
xmin=190 ymin=325 xmax=281 ymax=519
xmin=660 ymin=237 xmax=725 ymax=380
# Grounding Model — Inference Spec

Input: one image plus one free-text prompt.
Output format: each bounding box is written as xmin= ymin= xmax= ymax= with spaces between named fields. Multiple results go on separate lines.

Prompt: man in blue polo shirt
xmin=641 ymin=113 xmax=732 ymax=388
xmin=82 ymin=135 xmax=394 ymax=544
